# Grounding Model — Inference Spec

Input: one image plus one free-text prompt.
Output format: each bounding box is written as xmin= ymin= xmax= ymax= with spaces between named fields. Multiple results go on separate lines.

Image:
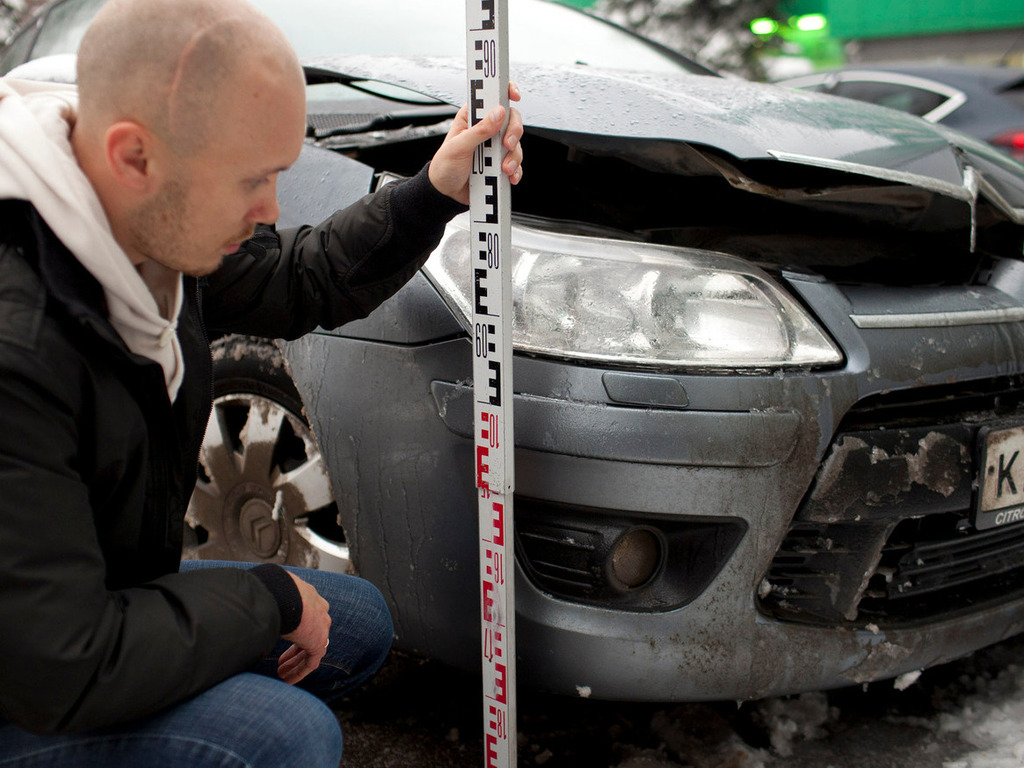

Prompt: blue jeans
xmin=0 ymin=564 xmax=393 ymax=768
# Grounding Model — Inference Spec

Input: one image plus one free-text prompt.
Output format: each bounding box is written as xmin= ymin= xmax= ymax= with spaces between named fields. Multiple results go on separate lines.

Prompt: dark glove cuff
xmin=250 ymin=564 xmax=303 ymax=635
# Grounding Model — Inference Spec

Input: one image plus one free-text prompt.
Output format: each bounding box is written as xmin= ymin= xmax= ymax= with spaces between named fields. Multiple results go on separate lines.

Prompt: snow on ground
xmin=745 ymin=640 xmax=1024 ymax=768
xmin=920 ymin=662 xmax=1024 ymax=768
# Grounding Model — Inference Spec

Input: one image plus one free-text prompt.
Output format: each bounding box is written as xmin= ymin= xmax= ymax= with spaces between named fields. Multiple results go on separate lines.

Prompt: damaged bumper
xmin=283 ymin=262 xmax=1024 ymax=700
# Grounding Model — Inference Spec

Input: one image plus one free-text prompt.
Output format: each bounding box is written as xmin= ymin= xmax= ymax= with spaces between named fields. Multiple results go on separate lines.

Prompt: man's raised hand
xmin=428 ymin=82 xmax=524 ymax=205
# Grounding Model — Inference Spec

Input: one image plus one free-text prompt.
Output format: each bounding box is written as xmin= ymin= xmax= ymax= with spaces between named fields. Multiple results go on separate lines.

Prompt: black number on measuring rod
xmin=475 ymin=323 xmax=493 ymax=358
xmin=487 ymin=233 xmax=499 ymax=268
xmin=475 ymin=38 xmax=497 ymax=78
xmin=478 ymin=231 xmax=499 ymax=269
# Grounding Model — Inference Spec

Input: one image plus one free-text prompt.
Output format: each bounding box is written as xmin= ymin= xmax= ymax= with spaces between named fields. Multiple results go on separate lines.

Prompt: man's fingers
xmin=279 ymin=660 xmax=314 ymax=685
xmin=277 ymin=642 xmax=324 ymax=685
xmin=427 ymin=83 xmax=525 ymax=202
xmin=465 ymin=105 xmax=523 ymax=176
xmin=277 ymin=645 xmax=305 ymax=683
xmin=466 ymin=78 xmax=521 ymax=141
xmin=504 ymin=116 xmax=521 ymax=152
xmin=278 ymin=655 xmax=304 ymax=683
xmin=467 ymin=105 xmax=506 ymax=143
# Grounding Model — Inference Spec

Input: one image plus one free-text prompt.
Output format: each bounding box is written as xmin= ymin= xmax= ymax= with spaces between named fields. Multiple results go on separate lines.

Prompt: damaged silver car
xmin=268 ymin=58 xmax=1024 ymax=702
xmin=6 ymin=0 xmax=1024 ymax=703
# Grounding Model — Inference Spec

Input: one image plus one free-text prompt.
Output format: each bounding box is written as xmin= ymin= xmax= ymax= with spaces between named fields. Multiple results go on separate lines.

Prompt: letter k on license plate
xmin=977 ymin=424 xmax=1024 ymax=530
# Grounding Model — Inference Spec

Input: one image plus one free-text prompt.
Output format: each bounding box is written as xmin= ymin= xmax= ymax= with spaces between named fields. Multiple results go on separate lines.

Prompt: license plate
xmin=977 ymin=424 xmax=1024 ymax=530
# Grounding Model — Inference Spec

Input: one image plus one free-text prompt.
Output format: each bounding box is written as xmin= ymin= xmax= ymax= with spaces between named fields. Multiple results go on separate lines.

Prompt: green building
xmin=777 ymin=0 xmax=1024 ymax=65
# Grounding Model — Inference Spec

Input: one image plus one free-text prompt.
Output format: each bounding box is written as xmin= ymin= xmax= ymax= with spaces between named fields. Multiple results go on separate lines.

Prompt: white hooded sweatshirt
xmin=0 ymin=77 xmax=185 ymax=401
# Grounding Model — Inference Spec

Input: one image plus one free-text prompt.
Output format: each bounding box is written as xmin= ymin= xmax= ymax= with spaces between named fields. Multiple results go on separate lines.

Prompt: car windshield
xmin=11 ymin=0 xmax=704 ymax=76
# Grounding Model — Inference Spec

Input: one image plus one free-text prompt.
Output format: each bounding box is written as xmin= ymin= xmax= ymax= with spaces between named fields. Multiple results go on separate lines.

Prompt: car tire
xmin=184 ymin=334 xmax=353 ymax=574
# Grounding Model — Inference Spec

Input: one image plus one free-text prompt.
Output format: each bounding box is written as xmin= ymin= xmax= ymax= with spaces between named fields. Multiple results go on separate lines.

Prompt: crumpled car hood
xmin=305 ymin=54 xmax=1024 ymax=227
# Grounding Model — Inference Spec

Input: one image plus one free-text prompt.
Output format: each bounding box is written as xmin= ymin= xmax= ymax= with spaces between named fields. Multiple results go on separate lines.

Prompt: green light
xmin=794 ymin=13 xmax=827 ymax=32
xmin=750 ymin=17 xmax=779 ymax=36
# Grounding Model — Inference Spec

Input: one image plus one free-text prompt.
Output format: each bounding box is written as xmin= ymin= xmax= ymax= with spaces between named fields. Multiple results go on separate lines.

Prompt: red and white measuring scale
xmin=466 ymin=1 xmax=516 ymax=766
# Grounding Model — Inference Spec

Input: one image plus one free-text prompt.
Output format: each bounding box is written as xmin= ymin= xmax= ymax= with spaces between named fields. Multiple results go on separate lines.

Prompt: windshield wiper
xmin=303 ymin=66 xmax=456 ymax=138
xmin=306 ymin=105 xmax=457 ymax=139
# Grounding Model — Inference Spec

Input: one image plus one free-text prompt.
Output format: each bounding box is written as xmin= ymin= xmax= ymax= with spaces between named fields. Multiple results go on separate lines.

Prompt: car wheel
xmin=184 ymin=335 xmax=353 ymax=574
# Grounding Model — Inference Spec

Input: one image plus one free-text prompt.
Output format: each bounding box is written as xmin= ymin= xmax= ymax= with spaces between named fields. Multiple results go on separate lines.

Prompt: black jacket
xmin=0 ymin=167 xmax=463 ymax=734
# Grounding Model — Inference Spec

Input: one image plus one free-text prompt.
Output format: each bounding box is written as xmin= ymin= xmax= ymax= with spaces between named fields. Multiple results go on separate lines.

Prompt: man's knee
xmin=253 ymin=683 xmax=343 ymax=765
xmin=0 ymin=676 xmax=343 ymax=768
xmin=167 ymin=673 xmax=343 ymax=768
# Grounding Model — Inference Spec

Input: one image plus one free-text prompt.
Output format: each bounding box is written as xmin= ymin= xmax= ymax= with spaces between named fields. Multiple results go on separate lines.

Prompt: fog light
xmin=610 ymin=528 xmax=662 ymax=589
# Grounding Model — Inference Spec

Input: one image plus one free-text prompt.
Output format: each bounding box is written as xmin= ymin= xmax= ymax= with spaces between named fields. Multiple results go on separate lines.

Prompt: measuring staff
xmin=466 ymin=1 xmax=516 ymax=766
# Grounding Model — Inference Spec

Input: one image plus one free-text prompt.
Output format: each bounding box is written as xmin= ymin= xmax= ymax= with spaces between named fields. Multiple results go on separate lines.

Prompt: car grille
xmin=761 ymin=375 xmax=1024 ymax=626
xmin=869 ymin=515 xmax=1024 ymax=603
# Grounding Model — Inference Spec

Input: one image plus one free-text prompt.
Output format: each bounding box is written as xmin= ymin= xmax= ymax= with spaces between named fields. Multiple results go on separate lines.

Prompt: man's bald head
xmin=76 ymin=0 xmax=304 ymax=155
xmin=70 ymin=0 xmax=308 ymax=275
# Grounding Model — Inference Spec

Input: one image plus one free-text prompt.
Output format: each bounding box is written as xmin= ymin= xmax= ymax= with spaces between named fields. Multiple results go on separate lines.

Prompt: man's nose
xmin=249 ymin=182 xmax=281 ymax=224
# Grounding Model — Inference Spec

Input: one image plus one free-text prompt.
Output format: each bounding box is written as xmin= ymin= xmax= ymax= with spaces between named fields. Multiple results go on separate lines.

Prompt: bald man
xmin=0 ymin=0 xmax=523 ymax=764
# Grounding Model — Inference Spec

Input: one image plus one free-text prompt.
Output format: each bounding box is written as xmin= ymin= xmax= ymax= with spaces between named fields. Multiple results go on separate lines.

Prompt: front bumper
xmin=282 ymin=271 xmax=1024 ymax=701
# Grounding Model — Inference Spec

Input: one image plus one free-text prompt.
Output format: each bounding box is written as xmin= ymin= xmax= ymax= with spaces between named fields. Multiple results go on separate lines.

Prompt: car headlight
xmin=423 ymin=214 xmax=843 ymax=370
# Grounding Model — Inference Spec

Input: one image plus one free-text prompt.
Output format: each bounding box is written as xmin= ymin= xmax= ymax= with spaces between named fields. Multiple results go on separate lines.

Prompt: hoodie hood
xmin=0 ymin=77 xmax=184 ymax=400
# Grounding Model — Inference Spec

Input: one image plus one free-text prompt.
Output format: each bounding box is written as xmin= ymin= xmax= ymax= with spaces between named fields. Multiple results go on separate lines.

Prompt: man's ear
xmin=104 ymin=121 xmax=160 ymax=191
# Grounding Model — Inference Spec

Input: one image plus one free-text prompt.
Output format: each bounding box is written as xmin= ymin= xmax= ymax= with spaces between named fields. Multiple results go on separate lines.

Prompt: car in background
xmin=778 ymin=63 xmax=1024 ymax=162
xmin=0 ymin=0 xmax=711 ymax=77
xmin=6 ymin=0 xmax=1024 ymax=704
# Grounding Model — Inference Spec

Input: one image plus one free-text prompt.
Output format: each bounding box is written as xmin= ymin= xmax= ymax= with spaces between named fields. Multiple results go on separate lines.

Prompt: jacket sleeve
xmin=0 ymin=325 xmax=282 ymax=734
xmin=202 ymin=163 xmax=466 ymax=339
